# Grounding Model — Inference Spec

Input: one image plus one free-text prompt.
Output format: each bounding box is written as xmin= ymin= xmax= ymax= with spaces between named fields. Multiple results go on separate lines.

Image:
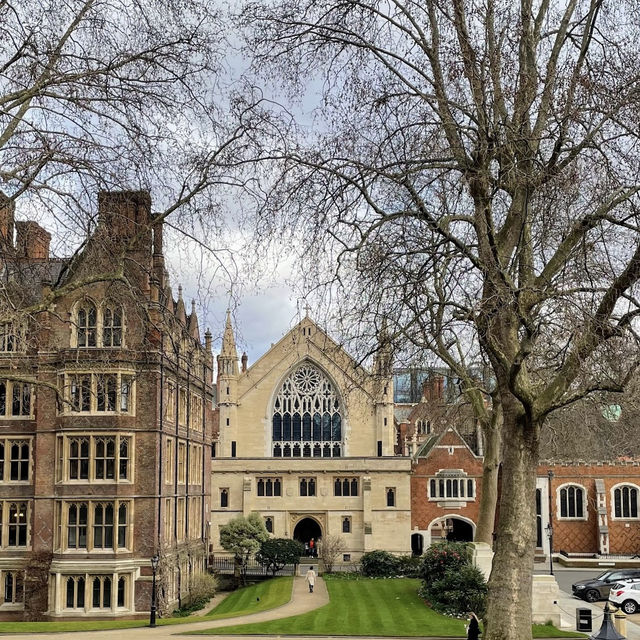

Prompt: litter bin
xmin=576 ymin=608 xmax=592 ymax=632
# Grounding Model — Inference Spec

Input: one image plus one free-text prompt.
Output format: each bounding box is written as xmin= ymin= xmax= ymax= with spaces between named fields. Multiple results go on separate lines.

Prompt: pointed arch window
xmin=77 ymin=302 xmax=97 ymax=348
xmin=272 ymin=363 xmax=343 ymax=457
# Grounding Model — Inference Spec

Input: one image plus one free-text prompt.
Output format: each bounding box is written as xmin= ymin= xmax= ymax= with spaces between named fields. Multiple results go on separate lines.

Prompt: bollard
xmin=589 ymin=602 xmax=625 ymax=639
xmin=613 ymin=610 xmax=627 ymax=637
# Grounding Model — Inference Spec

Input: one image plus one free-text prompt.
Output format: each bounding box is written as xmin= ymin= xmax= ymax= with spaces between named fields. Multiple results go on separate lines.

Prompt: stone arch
xmin=425 ymin=514 xmax=476 ymax=546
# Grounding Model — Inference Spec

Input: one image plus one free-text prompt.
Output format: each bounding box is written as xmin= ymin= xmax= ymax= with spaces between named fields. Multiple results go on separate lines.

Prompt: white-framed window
xmin=56 ymin=434 xmax=132 ymax=483
xmin=178 ymin=388 xmax=187 ymax=425
xmin=189 ymin=443 xmax=203 ymax=483
xmin=163 ymin=498 xmax=172 ymax=542
xmin=612 ymin=484 xmax=639 ymax=519
xmin=178 ymin=442 xmax=186 ymax=484
xmin=429 ymin=471 xmax=475 ymax=501
xmin=165 ymin=381 xmax=176 ymax=422
xmin=557 ymin=483 xmax=587 ymax=519
xmin=57 ymin=500 xmax=131 ymax=551
xmin=0 ymin=380 xmax=33 ymax=418
xmin=0 ymin=501 xmax=30 ymax=548
xmin=2 ymin=570 xmax=24 ymax=605
xmin=177 ymin=498 xmax=186 ymax=541
xmin=0 ymin=438 xmax=31 ymax=483
xmin=71 ymin=300 xmax=125 ymax=349
xmin=60 ymin=372 xmax=135 ymax=415
xmin=165 ymin=438 xmax=174 ymax=484
xmin=191 ymin=393 xmax=203 ymax=431
xmin=62 ymin=572 xmax=132 ymax=611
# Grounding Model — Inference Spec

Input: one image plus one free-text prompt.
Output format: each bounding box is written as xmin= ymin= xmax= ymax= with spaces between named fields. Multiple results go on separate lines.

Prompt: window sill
xmin=557 ymin=517 xmax=588 ymax=521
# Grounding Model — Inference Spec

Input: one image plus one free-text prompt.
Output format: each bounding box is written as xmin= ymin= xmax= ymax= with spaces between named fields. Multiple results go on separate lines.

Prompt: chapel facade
xmin=210 ymin=315 xmax=412 ymax=561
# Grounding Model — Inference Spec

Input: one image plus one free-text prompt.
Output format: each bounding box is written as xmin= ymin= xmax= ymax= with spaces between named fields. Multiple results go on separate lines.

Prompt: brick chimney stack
xmin=422 ymin=375 xmax=445 ymax=402
xmin=0 ymin=192 xmax=15 ymax=248
xmin=15 ymin=221 xmax=51 ymax=260
xmin=98 ymin=190 xmax=152 ymax=250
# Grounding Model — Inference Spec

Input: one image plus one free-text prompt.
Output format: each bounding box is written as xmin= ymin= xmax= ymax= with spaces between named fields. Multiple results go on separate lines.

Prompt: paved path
xmin=0 ymin=577 xmax=329 ymax=640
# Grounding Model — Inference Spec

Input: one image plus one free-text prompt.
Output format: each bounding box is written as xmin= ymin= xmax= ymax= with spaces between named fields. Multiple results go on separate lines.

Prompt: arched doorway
xmin=411 ymin=533 xmax=424 ymax=556
xmin=446 ymin=518 xmax=474 ymax=542
xmin=293 ymin=517 xmax=322 ymax=553
xmin=427 ymin=515 xmax=475 ymax=545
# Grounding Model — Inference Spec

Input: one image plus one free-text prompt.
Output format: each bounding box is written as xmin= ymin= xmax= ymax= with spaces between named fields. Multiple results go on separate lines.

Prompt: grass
xmin=193 ymin=577 xmax=466 ymax=636
xmin=204 ymin=576 xmax=293 ymax=619
xmin=192 ymin=576 xmax=587 ymax=638
xmin=0 ymin=576 xmax=294 ymax=634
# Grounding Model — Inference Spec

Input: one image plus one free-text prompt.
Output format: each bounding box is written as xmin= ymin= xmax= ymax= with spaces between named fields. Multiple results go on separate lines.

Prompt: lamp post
xmin=547 ymin=469 xmax=554 ymax=576
xmin=150 ymin=554 xmax=159 ymax=628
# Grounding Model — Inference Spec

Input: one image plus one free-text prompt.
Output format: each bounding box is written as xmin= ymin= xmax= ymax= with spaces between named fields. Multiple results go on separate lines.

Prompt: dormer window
xmin=72 ymin=301 xmax=124 ymax=348
xmin=77 ymin=303 xmax=97 ymax=348
xmin=102 ymin=307 xmax=123 ymax=347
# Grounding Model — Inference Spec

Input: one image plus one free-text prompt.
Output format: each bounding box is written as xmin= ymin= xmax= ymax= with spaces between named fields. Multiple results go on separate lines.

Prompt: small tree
xmin=257 ymin=538 xmax=304 ymax=576
xmin=219 ymin=513 xmax=269 ymax=585
xmin=320 ymin=535 xmax=346 ymax=573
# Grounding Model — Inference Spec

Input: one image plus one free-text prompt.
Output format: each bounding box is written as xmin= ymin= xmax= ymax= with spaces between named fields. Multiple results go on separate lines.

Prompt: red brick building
xmin=406 ymin=380 xmax=640 ymax=560
xmin=0 ymin=191 xmax=215 ymax=620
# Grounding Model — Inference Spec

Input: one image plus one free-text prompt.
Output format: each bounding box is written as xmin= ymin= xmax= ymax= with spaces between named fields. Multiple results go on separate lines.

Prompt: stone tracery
xmin=272 ymin=363 xmax=342 ymax=457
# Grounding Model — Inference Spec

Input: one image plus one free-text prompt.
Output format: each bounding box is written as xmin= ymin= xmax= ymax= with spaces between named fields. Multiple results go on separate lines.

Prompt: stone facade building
xmin=211 ymin=315 xmax=412 ymax=562
xmin=0 ymin=191 xmax=215 ymax=621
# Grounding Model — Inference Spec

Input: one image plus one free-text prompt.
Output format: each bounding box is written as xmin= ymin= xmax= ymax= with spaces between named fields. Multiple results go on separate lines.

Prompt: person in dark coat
xmin=466 ymin=612 xmax=480 ymax=640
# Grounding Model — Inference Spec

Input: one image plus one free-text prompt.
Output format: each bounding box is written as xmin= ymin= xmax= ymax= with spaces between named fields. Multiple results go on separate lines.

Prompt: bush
xmin=174 ymin=573 xmax=219 ymax=616
xmin=420 ymin=564 xmax=487 ymax=617
xmin=395 ymin=554 xmax=422 ymax=577
xmin=419 ymin=542 xmax=469 ymax=583
xmin=361 ymin=550 xmax=400 ymax=577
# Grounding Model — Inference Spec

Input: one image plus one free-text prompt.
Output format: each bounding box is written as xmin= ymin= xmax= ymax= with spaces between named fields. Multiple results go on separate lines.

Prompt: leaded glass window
xmin=272 ymin=363 xmax=343 ymax=457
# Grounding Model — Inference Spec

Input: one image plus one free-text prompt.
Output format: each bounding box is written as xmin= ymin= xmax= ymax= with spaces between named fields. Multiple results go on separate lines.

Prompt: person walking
xmin=466 ymin=612 xmax=480 ymax=640
xmin=305 ymin=566 xmax=316 ymax=593
xmin=309 ymin=537 xmax=315 ymax=557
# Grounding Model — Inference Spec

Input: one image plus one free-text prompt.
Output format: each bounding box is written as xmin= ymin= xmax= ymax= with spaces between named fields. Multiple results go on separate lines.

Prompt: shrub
xmin=174 ymin=573 xmax=219 ymax=616
xmin=395 ymin=554 xmax=422 ymax=577
xmin=420 ymin=564 xmax=487 ymax=617
xmin=419 ymin=542 xmax=469 ymax=583
xmin=361 ymin=550 xmax=400 ymax=577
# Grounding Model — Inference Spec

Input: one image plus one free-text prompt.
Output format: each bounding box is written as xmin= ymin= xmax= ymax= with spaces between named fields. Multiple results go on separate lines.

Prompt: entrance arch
xmin=293 ymin=517 xmax=322 ymax=547
xmin=427 ymin=515 xmax=476 ymax=546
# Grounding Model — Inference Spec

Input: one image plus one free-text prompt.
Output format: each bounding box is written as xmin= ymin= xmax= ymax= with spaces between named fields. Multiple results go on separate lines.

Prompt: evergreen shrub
xmin=360 ymin=550 xmax=400 ymax=577
xmin=419 ymin=542 xmax=487 ymax=617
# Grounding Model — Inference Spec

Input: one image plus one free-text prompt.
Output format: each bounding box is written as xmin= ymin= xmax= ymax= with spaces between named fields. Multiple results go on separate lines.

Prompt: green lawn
xmin=193 ymin=576 xmax=586 ymax=638
xmin=193 ymin=577 xmax=466 ymax=636
xmin=0 ymin=576 xmax=294 ymax=634
xmin=204 ymin=576 xmax=293 ymax=619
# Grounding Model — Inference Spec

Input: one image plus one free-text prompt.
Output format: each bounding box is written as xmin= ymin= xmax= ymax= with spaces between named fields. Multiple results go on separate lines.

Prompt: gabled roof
xmin=414 ymin=426 xmax=481 ymax=461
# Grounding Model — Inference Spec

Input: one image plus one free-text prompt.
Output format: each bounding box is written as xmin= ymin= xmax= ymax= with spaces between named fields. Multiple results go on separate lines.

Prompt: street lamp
xmin=547 ymin=469 xmax=555 ymax=576
xmin=545 ymin=523 xmax=554 ymax=575
xmin=150 ymin=554 xmax=159 ymax=628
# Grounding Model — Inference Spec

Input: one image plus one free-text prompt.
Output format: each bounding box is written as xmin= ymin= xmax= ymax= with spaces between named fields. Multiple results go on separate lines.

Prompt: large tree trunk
xmin=483 ymin=401 xmax=539 ymax=640
xmin=475 ymin=408 xmax=502 ymax=544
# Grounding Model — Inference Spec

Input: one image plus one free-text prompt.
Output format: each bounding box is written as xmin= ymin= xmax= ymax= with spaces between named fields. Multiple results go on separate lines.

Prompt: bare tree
xmin=241 ymin=1 xmax=640 ymax=638
xmin=319 ymin=534 xmax=346 ymax=573
xmin=0 ymin=0 xmax=274 ymax=315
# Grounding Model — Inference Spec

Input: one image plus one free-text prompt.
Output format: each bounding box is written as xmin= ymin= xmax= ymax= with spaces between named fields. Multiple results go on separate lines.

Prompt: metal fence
xmin=208 ymin=555 xmax=298 ymax=576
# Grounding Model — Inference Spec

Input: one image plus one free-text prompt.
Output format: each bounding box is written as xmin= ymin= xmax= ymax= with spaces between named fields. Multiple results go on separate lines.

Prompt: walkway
xmin=555 ymin=589 xmax=640 ymax=639
xmin=0 ymin=576 xmax=329 ymax=640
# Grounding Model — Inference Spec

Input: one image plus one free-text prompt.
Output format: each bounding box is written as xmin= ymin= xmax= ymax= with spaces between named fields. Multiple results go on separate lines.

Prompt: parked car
xmin=572 ymin=569 xmax=640 ymax=602
xmin=608 ymin=580 xmax=640 ymax=614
